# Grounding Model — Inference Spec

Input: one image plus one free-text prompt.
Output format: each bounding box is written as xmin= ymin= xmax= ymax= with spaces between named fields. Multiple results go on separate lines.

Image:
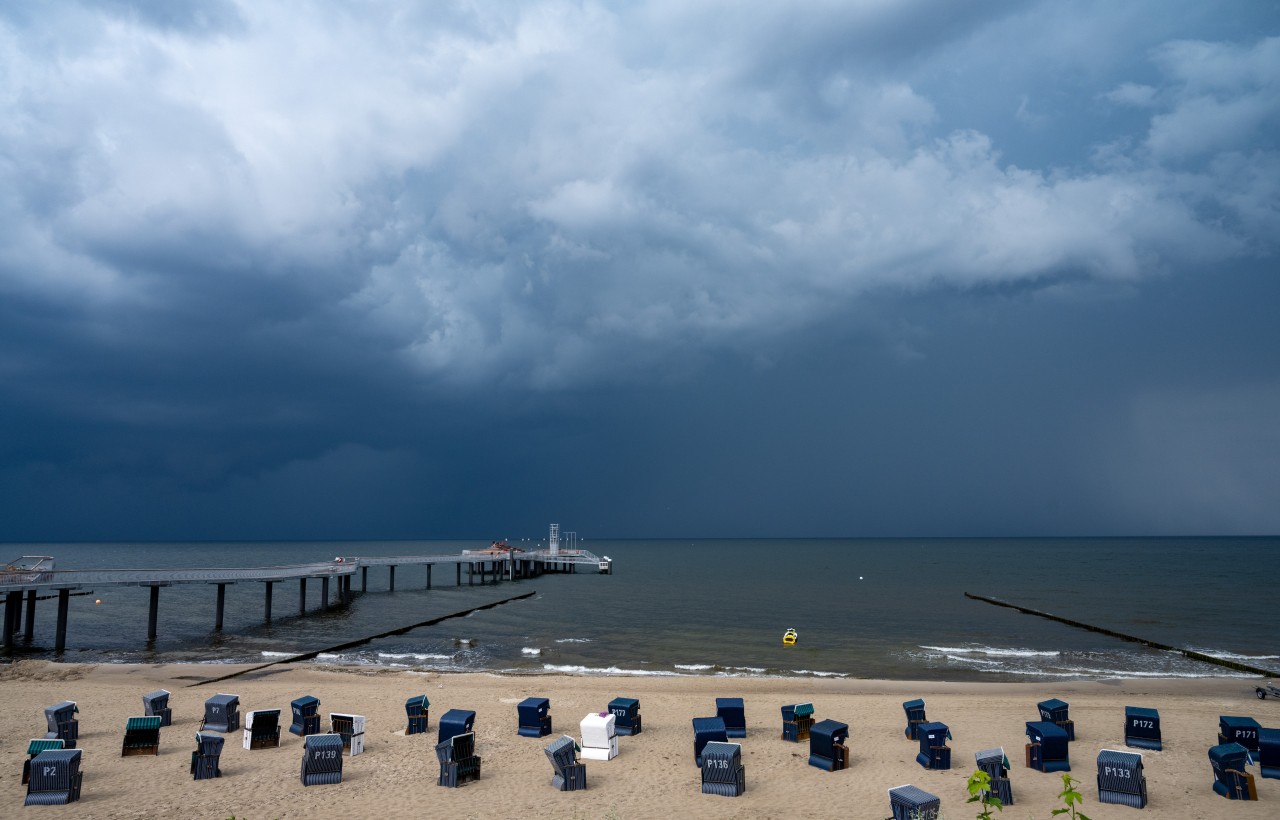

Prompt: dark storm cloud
xmin=1 ymin=1 xmax=1278 ymax=539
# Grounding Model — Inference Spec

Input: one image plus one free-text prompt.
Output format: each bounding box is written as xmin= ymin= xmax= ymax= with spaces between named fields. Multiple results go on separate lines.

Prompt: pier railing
xmin=0 ymin=547 xmax=607 ymax=652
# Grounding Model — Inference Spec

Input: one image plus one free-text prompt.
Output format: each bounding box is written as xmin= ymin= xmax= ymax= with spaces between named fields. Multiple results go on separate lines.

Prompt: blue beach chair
xmin=1038 ymin=698 xmax=1074 ymax=741
xmin=1025 ymin=721 xmax=1070 ymax=772
xmin=191 ymin=732 xmax=224 ymax=780
xmin=809 ymin=718 xmax=850 ymax=771
xmin=716 ymin=697 xmax=746 ymax=738
xmin=301 ymin=733 xmax=344 ymax=786
xmin=888 ymin=784 xmax=940 ymax=820
xmin=545 ymin=735 xmax=587 ymax=791
xmin=436 ymin=731 xmax=482 ymax=787
xmin=24 ymin=749 xmax=82 ymax=806
xmin=1218 ymin=715 xmax=1261 ymax=753
xmin=1260 ymin=727 xmax=1280 ymax=780
xmin=1124 ymin=706 xmax=1161 ymax=750
xmin=1209 ymin=742 xmax=1257 ymax=800
xmin=916 ymin=721 xmax=951 ymax=770
xmin=781 ymin=702 xmax=815 ymax=742
xmin=405 ymin=695 xmax=430 ymax=735
xmin=975 ymin=747 xmax=1014 ymax=805
xmin=608 ymin=697 xmax=641 ymax=735
xmin=44 ymin=701 xmax=79 ymax=747
xmin=439 ymin=708 xmax=476 ymax=745
xmin=142 ymin=689 xmax=172 ymax=727
xmin=700 ymin=741 xmax=746 ymax=797
xmin=201 ymin=693 xmax=240 ymax=733
xmin=1097 ymin=749 xmax=1147 ymax=808
xmin=290 ymin=696 xmax=321 ymax=736
xmin=692 ymin=717 xmax=727 ymax=767
xmin=518 ymin=697 xmax=552 ymax=738
xmin=903 ymin=698 xmax=927 ymax=740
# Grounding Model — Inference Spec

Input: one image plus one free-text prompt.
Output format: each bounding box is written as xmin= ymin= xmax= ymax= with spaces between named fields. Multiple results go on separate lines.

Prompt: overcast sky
xmin=2 ymin=0 xmax=1278 ymax=541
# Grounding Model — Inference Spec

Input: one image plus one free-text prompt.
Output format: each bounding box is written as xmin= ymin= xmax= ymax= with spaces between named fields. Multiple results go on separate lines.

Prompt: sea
xmin=4 ymin=537 xmax=1278 ymax=682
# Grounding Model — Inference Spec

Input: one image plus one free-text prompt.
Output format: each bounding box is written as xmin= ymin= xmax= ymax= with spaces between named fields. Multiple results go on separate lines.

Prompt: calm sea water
xmin=4 ymin=537 xmax=1278 ymax=681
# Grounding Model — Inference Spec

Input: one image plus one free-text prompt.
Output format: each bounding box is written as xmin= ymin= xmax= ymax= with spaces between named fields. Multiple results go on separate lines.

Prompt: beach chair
xmin=243 ymin=709 xmax=281 ymax=750
xmin=301 ymin=733 xmax=344 ymax=786
xmin=903 ymin=699 xmax=927 ymax=740
xmin=1209 ymin=742 xmax=1257 ymax=800
xmin=44 ymin=701 xmax=79 ymax=747
xmin=438 ymin=708 xmax=476 ymax=745
xmin=544 ymin=734 xmax=587 ymax=791
xmin=581 ymin=712 xmax=619 ymax=761
xmin=201 ymin=693 xmax=240 ymax=733
xmin=808 ymin=718 xmax=850 ymax=772
xmin=22 ymin=739 xmax=64 ymax=785
xmin=782 ymin=702 xmax=815 ymax=742
xmin=700 ymin=741 xmax=746 ymax=797
xmin=436 ymin=731 xmax=482 ymax=787
xmin=1259 ymin=727 xmax=1280 ymax=780
xmin=716 ymin=697 xmax=747 ymax=738
xmin=290 ymin=696 xmax=321 ymax=736
xmin=1124 ymin=706 xmax=1161 ymax=751
xmin=330 ymin=713 xmax=366 ymax=756
xmin=692 ymin=716 xmax=728 ymax=767
xmin=916 ymin=721 xmax=951 ymax=770
xmin=121 ymin=715 xmax=163 ymax=756
xmin=1241 ymin=726 xmax=1278 ymax=782
xmin=24 ymin=749 xmax=82 ymax=806
xmin=888 ymin=784 xmax=940 ymax=820
xmin=142 ymin=689 xmax=172 ymax=727
xmin=1038 ymin=698 xmax=1075 ymax=741
xmin=1096 ymin=749 xmax=1147 ymax=808
xmin=1025 ymin=721 xmax=1070 ymax=773
xmin=191 ymin=732 xmax=224 ymax=780
xmin=608 ymin=697 xmax=642 ymax=736
xmin=518 ymin=697 xmax=552 ymax=738
xmin=975 ymin=747 xmax=1014 ymax=806
xmin=405 ymin=695 xmax=430 ymax=735
xmin=1218 ymin=715 xmax=1261 ymax=753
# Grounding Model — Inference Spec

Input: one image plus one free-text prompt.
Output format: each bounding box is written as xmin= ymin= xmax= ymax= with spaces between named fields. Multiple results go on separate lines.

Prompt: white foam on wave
xmin=1188 ymin=649 xmax=1280 ymax=662
xmin=944 ymin=654 xmax=1002 ymax=666
xmin=522 ymin=647 xmax=542 ymax=656
xmin=982 ymin=666 xmax=1255 ymax=680
xmin=260 ymin=651 xmax=296 ymax=658
xmin=675 ymin=664 xmax=714 ymax=671
xmin=555 ymin=638 xmax=592 ymax=644
xmin=377 ymin=652 xmax=452 ymax=661
xmin=921 ymin=645 xmax=1059 ymax=657
xmin=543 ymin=663 xmax=680 ymax=677
xmin=316 ymin=653 xmax=341 ymax=660
xmin=791 ymin=669 xmax=848 ymax=678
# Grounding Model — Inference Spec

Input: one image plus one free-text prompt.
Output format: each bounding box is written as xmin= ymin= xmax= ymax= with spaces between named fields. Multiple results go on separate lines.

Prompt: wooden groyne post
xmin=965 ymin=592 xmax=1275 ymax=677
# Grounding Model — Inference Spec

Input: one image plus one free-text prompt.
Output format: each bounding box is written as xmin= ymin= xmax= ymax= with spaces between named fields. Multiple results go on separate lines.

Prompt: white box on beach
xmin=580 ymin=712 xmax=618 ymax=760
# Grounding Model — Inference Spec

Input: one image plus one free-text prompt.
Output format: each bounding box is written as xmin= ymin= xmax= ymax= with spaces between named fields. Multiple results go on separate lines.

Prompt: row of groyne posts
xmin=0 ymin=547 xmax=605 ymax=653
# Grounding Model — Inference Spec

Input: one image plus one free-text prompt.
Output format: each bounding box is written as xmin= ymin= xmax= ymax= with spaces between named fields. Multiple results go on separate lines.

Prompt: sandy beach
xmin=2 ymin=660 xmax=1275 ymax=819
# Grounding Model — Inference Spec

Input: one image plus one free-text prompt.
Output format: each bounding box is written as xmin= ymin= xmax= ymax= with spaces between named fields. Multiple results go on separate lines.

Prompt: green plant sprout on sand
xmin=1051 ymin=772 xmax=1091 ymax=820
xmin=965 ymin=768 xmax=1003 ymax=819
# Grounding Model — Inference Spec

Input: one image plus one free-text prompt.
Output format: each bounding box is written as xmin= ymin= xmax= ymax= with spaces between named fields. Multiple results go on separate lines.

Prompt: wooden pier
xmin=0 ymin=546 xmax=607 ymax=653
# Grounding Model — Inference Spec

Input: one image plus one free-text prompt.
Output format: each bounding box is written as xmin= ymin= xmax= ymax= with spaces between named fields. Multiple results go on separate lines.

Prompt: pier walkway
xmin=0 ymin=546 xmax=608 ymax=653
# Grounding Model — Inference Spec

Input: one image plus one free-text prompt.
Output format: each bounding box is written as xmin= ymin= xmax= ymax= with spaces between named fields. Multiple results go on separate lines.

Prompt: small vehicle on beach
xmin=0 ymin=556 xmax=56 ymax=585
xmin=782 ymin=628 xmax=798 ymax=646
xmin=1257 ymin=681 xmax=1280 ymax=699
